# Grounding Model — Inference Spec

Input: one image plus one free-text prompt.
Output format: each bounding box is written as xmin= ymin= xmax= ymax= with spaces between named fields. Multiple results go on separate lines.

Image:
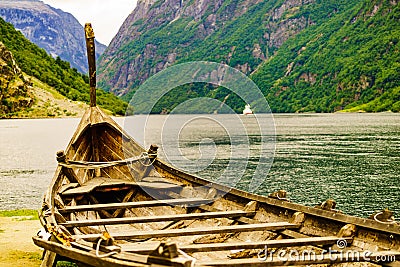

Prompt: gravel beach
xmin=0 ymin=216 xmax=42 ymax=266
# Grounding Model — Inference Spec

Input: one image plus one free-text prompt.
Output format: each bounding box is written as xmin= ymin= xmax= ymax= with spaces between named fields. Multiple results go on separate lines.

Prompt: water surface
xmin=0 ymin=113 xmax=398 ymax=218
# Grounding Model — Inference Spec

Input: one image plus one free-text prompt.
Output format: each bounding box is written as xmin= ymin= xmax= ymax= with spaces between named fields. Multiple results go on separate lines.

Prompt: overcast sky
xmin=42 ymin=0 xmax=137 ymax=45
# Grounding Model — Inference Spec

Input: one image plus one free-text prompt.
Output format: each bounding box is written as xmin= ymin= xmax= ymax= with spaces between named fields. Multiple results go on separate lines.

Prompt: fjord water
xmin=0 ymin=113 xmax=398 ymax=218
xmin=0 ymin=118 xmax=81 ymax=210
xmin=263 ymin=113 xmax=399 ymax=217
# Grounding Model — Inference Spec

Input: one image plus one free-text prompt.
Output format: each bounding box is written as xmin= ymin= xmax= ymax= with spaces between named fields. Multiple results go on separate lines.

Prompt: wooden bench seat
xmin=61 ymin=210 xmax=256 ymax=227
xmin=115 ymin=237 xmax=352 ymax=254
xmin=61 ymin=176 xmax=182 ymax=196
xmin=73 ymin=222 xmax=300 ymax=241
xmin=179 ymin=236 xmax=353 ymax=253
xmin=59 ymin=197 xmax=213 ymax=213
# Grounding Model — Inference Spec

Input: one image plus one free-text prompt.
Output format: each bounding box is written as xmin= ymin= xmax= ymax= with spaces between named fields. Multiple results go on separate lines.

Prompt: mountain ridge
xmin=0 ymin=0 xmax=107 ymax=74
xmin=0 ymin=17 xmax=127 ymax=117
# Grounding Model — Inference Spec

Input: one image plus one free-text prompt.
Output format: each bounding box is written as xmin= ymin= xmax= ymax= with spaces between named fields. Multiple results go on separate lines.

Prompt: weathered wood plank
xmin=179 ymin=236 xmax=353 ymax=253
xmin=70 ymin=111 xmax=91 ymax=147
xmin=90 ymin=125 xmax=101 ymax=177
xmin=100 ymin=128 xmax=125 ymax=158
xmin=141 ymin=176 xmax=183 ymax=185
xmin=72 ymin=239 xmax=192 ymax=267
xmin=61 ymin=210 xmax=256 ymax=227
xmin=116 ymin=237 xmax=352 ymax=254
xmin=109 ymin=241 xmax=162 ymax=254
xmin=61 ymin=177 xmax=181 ymax=196
xmin=33 ymin=236 xmax=146 ymax=267
xmin=59 ymin=198 xmax=211 ymax=213
xmin=74 ymin=138 xmax=92 ymax=182
xmin=71 ymin=128 xmax=91 ymax=161
xmin=137 ymin=181 xmax=182 ymax=191
xmin=280 ymin=229 xmax=310 ymax=239
xmin=97 ymin=149 xmax=134 ymax=182
xmin=197 ymin=203 xmax=260 ymax=225
xmin=196 ymin=251 xmax=400 ymax=266
xmin=100 ymin=128 xmax=139 ymax=163
xmin=97 ymin=129 xmax=135 ymax=180
xmin=73 ymin=222 xmax=300 ymax=241
xmin=198 ymin=202 xmax=313 ymax=240
xmin=61 ymin=177 xmax=108 ymax=195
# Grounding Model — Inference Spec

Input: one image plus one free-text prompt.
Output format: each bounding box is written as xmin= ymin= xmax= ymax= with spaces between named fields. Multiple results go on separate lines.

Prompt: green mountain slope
xmin=0 ymin=17 xmax=127 ymax=115
xmin=0 ymin=41 xmax=34 ymax=117
xmin=99 ymin=0 xmax=399 ymax=114
xmin=252 ymin=0 xmax=400 ymax=112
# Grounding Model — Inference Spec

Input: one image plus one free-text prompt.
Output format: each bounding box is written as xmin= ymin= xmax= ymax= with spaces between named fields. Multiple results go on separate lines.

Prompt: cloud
xmin=42 ymin=0 xmax=136 ymax=45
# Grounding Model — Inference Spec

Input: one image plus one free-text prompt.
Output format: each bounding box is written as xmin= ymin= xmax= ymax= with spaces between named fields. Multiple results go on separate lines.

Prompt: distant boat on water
xmin=242 ymin=104 xmax=253 ymax=115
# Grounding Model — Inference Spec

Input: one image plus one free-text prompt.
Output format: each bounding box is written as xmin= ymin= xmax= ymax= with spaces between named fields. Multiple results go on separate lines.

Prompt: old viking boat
xmin=33 ymin=24 xmax=400 ymax=267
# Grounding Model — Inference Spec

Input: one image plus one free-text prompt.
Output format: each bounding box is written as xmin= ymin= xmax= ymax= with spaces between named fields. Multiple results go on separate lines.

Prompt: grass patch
xmin=0 ymin=210 xmax=38 ymax=220
xmin=9 ymin=250 xmax=42 ymax=261
xmin=3 ymin=250 xmax=43 ymax=265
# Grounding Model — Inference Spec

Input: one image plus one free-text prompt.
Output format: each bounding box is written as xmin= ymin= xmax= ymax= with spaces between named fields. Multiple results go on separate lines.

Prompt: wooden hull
xmin=34 ymin=107 xmax=400 ymax=267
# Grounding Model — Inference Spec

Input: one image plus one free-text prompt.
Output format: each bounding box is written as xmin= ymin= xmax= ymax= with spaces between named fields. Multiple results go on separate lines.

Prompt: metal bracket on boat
xmin=94 ymin=232 xmax=121 ymax=258
xmin=150 ymin=242 xmax=179 ymax=259
xmin=315 ymin=199 xmax=342 ymax=213
xmin=268 ymin=190 xmax=288 ymax=201
xmin=147 ymin=242 xmax=195 ymax=267
xmin=369 ymin=208 xmax=397 ymax=224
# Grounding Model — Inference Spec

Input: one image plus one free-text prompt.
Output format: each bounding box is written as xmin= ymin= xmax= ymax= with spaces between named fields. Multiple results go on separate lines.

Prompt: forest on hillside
xmin=0 ymin=18 xmax=127 ymax=115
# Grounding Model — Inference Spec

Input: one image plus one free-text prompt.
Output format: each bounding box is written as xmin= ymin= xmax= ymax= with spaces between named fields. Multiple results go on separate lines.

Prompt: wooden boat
xmin=33 ymin=24 xmax=400 ymax=267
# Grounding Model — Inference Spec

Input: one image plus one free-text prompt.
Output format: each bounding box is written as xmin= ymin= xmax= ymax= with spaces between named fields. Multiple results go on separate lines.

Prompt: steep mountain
xmin=252 ymin=0 xmax=400 ymax=112
xmin=99 ymin=0 xmax=328 ymax=96
xmin=0 ymin=17 xmax=127 ymax=116
xmin=0 ymin=0 xmax=106 ymax=74
xmin=99 ymin=0 xmax=399 ymax=113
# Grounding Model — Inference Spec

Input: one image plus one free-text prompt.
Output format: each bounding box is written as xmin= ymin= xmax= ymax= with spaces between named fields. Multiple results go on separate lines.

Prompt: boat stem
xmin=84 ymin=23 xmax=97 ymax=107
